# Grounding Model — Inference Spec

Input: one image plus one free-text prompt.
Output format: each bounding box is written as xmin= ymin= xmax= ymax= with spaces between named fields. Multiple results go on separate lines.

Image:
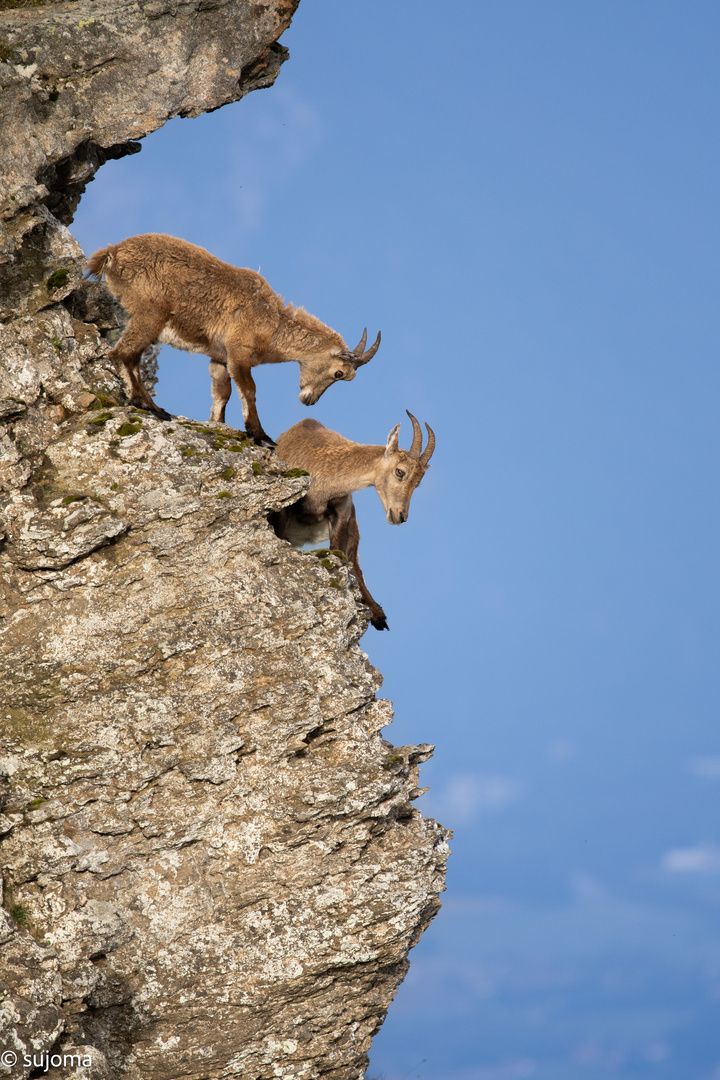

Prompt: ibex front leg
xmin=226 ymin=347 xmax=275 ymax=446
xmin=330 ymin=498 xmax=389 ymax=631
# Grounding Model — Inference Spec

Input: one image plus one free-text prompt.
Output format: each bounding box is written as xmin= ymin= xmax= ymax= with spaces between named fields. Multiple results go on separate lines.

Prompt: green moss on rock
xmin=46 ymin=268 xmax=70 ymax=291
xmin=26 ymin=798 xmax=49 ymax=811
xmin=0 ymin=36 xmax=18 ymax=60
xmin=9 ymin=903 xmax=28 ymax=926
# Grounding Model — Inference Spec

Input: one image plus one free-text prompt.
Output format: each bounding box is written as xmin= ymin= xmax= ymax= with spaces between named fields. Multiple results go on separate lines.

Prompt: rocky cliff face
xmin=0 ymin=408 xmax=449 ymax=1080
xmin=0 ymin=1 xmax=449 ymax=1078
xmin=1 ymin=0 xmax=295 ymax=284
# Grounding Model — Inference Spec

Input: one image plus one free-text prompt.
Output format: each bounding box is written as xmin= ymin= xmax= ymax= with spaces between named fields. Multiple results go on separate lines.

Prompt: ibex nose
xmin=299 ymin=389 xmax=315 ymax=406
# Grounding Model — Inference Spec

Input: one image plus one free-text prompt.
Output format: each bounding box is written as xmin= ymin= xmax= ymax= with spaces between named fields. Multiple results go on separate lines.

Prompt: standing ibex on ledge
xmin=87 ymin=234 xmax=381 ymax=445
xmin=271 ymin=411 xmax=435 ymax=630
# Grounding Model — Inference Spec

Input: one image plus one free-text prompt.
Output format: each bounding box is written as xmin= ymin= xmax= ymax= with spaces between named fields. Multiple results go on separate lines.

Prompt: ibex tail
xmin=86 ymin=245 xmax=112 ymax=280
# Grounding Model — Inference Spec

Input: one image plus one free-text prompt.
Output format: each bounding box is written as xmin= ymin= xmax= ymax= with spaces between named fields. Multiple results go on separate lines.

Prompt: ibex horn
xmin=419 ymin=422 xmax=436 ymax=468
xmin=406 ymin=410 xmax=423 ymax=459
xmin=351 ymin=328 xmax=367 ymax=355
xmin=348 ymin=329 xmax=381 ymax=366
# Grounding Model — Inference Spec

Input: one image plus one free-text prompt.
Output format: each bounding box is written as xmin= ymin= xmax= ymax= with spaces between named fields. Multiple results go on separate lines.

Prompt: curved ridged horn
xmin=349 ymin=329 xmax=381 ymax=367
xmin=419 ymin=422 xmax=436 ymax=468
xmin=351 ymin=328 xmax=367 ymax=355
xmin=406 ymin=410 xmax=423 ymax=459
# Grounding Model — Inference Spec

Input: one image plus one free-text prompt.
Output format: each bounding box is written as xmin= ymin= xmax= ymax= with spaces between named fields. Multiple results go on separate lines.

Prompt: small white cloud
xmin=434 ymin=774 xmax=523 ymax=824
xmin=643 ymin=1043 xmax=670 ymax=1063
xmin=661 ymin=843 xmax=720 ymax=874
xmin=687 ymin=756 xmax=720 ymax=778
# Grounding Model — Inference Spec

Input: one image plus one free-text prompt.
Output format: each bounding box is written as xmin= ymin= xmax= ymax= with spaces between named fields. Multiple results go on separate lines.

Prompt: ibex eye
xmin=395 ymin=468 xmax=405 ymax=480
xmin=335 ymin=370 xmax=344 ymax=379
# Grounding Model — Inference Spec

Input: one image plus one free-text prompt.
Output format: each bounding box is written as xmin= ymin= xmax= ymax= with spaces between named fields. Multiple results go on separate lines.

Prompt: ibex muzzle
xmin=298 ymin=329 xmax=382 ymax=406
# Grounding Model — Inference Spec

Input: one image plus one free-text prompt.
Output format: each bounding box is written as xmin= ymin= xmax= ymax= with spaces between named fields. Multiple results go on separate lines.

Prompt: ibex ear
xmin=384 ymin=424 xmax=401 ymax=455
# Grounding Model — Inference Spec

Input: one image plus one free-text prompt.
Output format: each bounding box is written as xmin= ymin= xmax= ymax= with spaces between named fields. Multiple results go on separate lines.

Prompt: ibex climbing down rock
xmin=271 ymin=412 xmax=435 ymax=630
xmin=87 ymin=234 xmax=381 ymax=445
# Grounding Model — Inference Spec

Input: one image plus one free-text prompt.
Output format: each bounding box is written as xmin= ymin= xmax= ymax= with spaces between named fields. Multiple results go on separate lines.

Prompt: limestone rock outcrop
xmin=0 ymin=408 xmax=449 ymax=1079
xmin=0 ymin=1 xmax=449 ymax=1077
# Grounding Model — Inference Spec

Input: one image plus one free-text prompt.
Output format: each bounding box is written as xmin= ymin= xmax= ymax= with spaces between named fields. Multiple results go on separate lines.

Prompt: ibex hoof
xmin=371 ymin=614 xmax=389 ymax=631
xmin=130 ymin=398 xmax=173 ymax=422
xmin=145 ymin=404 xmax=173 ymax=421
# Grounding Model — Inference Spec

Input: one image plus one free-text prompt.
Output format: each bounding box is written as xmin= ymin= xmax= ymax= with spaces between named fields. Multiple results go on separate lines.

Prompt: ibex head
xmin=298 ymin=328 xmax=381 ymax=406
xmin=375 ymin=411 xmax=435 ymax=525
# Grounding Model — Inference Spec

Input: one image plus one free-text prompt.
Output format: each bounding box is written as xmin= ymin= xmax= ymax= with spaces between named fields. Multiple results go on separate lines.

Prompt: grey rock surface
xmin=1 ymin=0 xmax=296 ymax=255
xmin=1 ymin=410 xmax=449 ymax=1079
xmin=0 ymin=0 xmax=449 ymax=1076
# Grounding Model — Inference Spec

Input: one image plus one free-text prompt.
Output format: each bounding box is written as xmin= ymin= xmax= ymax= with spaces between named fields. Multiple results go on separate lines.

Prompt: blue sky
xmin=72 ymin=3 xmax=720 ymax=1077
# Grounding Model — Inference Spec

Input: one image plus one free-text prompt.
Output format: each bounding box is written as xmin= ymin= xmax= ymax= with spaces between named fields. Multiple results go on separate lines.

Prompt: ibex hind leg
xmin=109 ymin=312 xmax=172 ymax=420
xmin=209 ymin=361 xmax=232 ymax=424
